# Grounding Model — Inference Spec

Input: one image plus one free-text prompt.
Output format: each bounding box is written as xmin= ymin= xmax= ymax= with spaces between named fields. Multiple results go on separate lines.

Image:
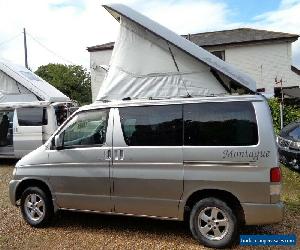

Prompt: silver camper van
xmin=0 ymin=101 xmax=75 ymax=159
xmin=9 ymin=95 xmax=283 ymax=248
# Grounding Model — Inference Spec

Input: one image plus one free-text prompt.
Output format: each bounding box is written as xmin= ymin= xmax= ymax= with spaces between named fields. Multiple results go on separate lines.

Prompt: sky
xmin=0 ymin=0 xmax=300 ymax=71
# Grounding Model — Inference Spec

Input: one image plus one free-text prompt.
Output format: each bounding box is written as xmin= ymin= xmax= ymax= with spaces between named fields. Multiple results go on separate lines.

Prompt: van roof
xmin=0 ymin=101 xmax=51 ymax=110
xmin=0 ymin=60 xmax=70 ymax=102
xmin=80 ymin=94 xmax=265 ymax=111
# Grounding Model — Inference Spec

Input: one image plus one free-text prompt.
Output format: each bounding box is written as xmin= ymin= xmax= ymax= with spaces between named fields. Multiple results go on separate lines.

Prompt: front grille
xmin=289 ymin=146 xmax=300 ymax=151
xmin=277 ymin=137 xmax=292 ymax=148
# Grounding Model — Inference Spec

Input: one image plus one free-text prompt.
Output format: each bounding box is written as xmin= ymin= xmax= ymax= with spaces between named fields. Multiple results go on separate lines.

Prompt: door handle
xmin=105 ymin=149 xmax=111 ymax=160
xmin=119 ymin=149 xmax=124 ymax=160
xmin=114 ymin=150 xmax=119 ymax=160
xmin=112 ymin=149 xmax=124 ymax=161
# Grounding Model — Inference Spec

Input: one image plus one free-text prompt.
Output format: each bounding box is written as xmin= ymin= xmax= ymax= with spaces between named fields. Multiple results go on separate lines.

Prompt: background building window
xmin=211 ymin=50 xmax=225 ymax=60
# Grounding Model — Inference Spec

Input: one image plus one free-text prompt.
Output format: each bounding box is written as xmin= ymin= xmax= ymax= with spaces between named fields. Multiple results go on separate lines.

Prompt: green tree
xmin=35 ymin=63 xmax=92 ymax=105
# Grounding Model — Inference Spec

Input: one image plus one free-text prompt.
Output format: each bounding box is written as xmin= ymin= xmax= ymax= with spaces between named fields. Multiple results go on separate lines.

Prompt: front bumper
xmin=9 ymin=180 xmax=21 ymax=206
xmin=278 ymin=147 xmax=300 ymax=160
xmin=242 ymin=202 xmax=283 ymax=225
xmin=278 ymin=147 xmax=300 ymax=170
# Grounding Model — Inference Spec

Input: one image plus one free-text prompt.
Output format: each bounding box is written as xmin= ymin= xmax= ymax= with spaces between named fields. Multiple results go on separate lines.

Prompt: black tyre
xmin=20 ymin=187 xmax=53 ymax=227
xmin=189 ymin=198 xmax=238 ymax=249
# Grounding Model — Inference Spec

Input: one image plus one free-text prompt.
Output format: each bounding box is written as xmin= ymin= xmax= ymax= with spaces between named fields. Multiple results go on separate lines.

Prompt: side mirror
xmin=54 ymin=134 xmax=63 ymax=150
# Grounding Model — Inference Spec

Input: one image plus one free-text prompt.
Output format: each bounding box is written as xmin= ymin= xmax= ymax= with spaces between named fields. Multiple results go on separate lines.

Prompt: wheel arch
xmin=15 ymin=178 xmax=53 ymax=205
xmin=183 ymin=189 xmax=245 ymax=225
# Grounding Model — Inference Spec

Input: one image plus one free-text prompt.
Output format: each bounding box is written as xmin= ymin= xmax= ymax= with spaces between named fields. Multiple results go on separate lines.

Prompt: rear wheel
xmin=189 ymin=198 xmax=238 ymax=248
xmin=20 ymin=187 xmax=53 ymax=227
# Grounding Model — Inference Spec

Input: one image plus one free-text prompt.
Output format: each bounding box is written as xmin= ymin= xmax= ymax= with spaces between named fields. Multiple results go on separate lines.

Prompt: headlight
xmin=15 ymin=160 xmax=21 ymax=168
xmin=290 ymin=141 xmax=300 ymax=149
xmin=12 ymin=168 xmax=17 ymax=176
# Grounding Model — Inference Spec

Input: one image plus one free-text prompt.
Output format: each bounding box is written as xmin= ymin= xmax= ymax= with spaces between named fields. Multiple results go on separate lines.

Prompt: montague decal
xmin=222 ymin=149 xmax=271 ymax=161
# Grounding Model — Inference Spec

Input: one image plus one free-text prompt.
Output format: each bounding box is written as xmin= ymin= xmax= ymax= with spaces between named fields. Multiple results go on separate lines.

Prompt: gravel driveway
xmin=0 ymin=161 xmax=299 ymax=249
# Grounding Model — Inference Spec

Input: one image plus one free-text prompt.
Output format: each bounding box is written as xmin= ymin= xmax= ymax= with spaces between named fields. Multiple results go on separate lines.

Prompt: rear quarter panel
xmin=181 ymin=100 xmax=278 ymax=217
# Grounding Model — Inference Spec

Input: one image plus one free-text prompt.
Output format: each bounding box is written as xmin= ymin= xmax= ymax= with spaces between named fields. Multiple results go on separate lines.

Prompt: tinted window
xmin=18 ymin=107 xmax=47 ymax=126
xmin=184 ymin=102 xmax=258 ymax=146
xmin=119 ymin=105 xmax=182 ymax=146
xmin=63 ymin=109 xmax=108 ymax=148
xmin=0 ymin=111 xmax=13 ymax=146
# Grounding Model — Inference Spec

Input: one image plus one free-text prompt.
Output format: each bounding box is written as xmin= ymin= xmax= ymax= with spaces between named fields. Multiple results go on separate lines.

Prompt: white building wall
xmin=222 ymin=42 xmax=300 ymax=94
xmin=90 ymin=50 xmax=113 ymax=101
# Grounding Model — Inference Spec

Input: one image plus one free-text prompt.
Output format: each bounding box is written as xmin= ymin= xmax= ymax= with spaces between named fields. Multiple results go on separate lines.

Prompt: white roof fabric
xmin=0 ymin=59 xmax=70 ymax=102
xmin=0 ymin=93 xmax=38 ymax=103
xmin=97 ymin=4 xmax=256 ymax=101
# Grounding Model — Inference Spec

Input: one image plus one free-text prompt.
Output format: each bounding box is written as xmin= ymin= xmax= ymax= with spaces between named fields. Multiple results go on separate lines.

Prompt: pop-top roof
xmin=101 ymin=3 xmax=256 ymax=93
xmin=0 ymin=59 xmax=70 ymax=102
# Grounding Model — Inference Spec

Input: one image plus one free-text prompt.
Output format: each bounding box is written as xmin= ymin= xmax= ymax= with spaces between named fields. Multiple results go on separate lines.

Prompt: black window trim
xmin=43 ymin=107 xmax=48 ymax=125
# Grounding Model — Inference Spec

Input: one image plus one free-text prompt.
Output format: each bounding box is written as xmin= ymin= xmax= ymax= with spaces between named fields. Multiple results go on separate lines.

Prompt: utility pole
xmin=23 ymin=28 xmax=29 ymax=69
xmin=275 ymin=76 xmax=284 ymax=129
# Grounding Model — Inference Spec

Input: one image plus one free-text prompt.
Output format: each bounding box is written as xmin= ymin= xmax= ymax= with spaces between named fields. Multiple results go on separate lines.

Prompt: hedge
xmin=268 ymin=98 xmax=300 ymax=134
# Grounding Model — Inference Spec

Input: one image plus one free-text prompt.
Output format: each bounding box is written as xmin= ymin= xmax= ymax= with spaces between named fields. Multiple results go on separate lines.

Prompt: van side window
xmin=119 ymin=105 xmax=183 ymax=146
xmin=184 ymin=102 xmax=258 ymax=146
xmin=62 ymin=109 xmax=108 ymax=148
xmin=17 ymin=107 xmax=47 ymax=126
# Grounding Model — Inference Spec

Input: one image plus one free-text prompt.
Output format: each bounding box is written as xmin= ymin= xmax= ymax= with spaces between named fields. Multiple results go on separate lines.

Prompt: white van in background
xmin=0 ymin=59 xmax=77 ymax=158
xmin=0 ymin=101 xmax=77 ymax=159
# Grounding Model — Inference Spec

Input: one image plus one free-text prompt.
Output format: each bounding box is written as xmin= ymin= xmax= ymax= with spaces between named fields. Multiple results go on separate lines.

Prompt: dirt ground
xmin=0 ymin=160 xmax=299 ymax=250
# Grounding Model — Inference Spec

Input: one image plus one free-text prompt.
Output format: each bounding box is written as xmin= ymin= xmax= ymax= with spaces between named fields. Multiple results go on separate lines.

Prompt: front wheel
xmin=20 ymin=187 xmax=53 ymax=227
xmin=189 ymin=198 xmax=238 ymax=248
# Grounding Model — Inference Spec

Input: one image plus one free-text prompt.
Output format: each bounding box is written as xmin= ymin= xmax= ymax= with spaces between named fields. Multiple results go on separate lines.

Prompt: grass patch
xmin=0 ymin=235 xmax=8 ymax=243
xmin=281 ymin=165 xmax=300 ymax=214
